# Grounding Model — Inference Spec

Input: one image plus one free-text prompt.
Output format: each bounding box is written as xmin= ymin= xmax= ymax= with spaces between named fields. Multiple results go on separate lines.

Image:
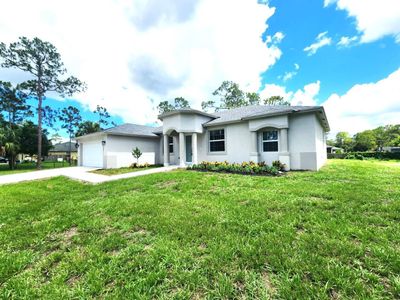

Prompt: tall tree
xmin=0 ymin=81 xmax=31 ymax=127
xmin=0 ymin=37 xmax=86 ymax=169
xmin=263 ymin=95 xmax=291 ymax=106
xmin=213 ymin=81 xmax=246 ymax=110
xmin=59 ymin=106 xmax=82 ymax=165
xmin=353 ymin=130 xmax=377 ymax=152
xmin=75 ymin=121 xmax=101 ymax=137
xmin=93 ymin=105 xmax=111 ymax=128
xmin=19 ymin=121 xmax=52 ymax=158
xmin=157 ymin=97 xmax=190 ymax=114
xmin=335 ymin=131 xmax=353 ymax=152
xmin=246 ymin=92 xmax=261 ymax=105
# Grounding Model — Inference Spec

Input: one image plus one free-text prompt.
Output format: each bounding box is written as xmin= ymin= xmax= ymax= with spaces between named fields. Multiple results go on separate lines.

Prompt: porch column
xmin=249 ymin=131 xmax=259 ymax=163
xmin=278 ymin=128 xmax=290 ymax=170
xmin=192 ymin=133 xmax=198 ymax=164
xmin=163 ymin=134 xmax=170 ymax=166
xmin=179 ymin=132 xmax=186 ymax=167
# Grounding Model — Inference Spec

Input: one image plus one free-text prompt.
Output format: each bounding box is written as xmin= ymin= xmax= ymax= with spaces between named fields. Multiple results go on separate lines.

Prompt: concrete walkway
xmin=0 ymin=166 xmax=180 ymax=185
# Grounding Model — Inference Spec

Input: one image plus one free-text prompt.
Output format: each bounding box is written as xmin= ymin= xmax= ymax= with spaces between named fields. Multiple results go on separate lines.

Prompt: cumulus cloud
xmin=0 ymin=0 xmax=282 ymax=125
xmin=323 ymin=68 xmax=400 ymax=135
xmin=304 ymin=32 xmax=332 ymax=55
xmin=324 ymin=0 xmax=400 ymax=43
xmin=260 ymin=80 xmax=320 ymax=105
xmin=337 ymin=35 xmax=359 ymax=47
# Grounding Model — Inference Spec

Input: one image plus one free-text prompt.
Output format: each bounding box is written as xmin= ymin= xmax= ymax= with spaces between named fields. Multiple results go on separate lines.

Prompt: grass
xmin=0 ymin=159 xmax=399 ymax=299
xmin=0 ymin=161 xmax=73 ymax=176
xmin=92 ymin=165 xmax=163 ymax=176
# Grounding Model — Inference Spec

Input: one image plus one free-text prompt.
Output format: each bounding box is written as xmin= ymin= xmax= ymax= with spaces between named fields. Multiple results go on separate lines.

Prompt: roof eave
xmin=158 ymin=109 xmax=217 ymax=120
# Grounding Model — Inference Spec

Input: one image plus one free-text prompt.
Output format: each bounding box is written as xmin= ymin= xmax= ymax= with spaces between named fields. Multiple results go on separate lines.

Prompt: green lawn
xmin=92 ymin=165 xmax=162 ymax=176
xmin=0 ymin=161 xmax=73 ymax=176
xmin=0 ymin=160 xmax=399 ymax=299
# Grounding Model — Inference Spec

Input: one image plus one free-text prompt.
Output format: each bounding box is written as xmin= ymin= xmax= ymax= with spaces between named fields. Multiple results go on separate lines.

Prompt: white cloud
xmin=337 ymin=35 xmax=358 ymax=47
xmin=304 ymin=31 xmax=332 ymax=56
xmin=281 ymin=63 xmax=300 ymax=82
xmin=0 ymin=0 xmax=282 ymax=125
xmin=323 ymin=68 xmax=400 ymax=135
xmin=260 ymin=80 xmax=320 ymax=106
xmin=325 ymin=0 xmax=400 ymax=43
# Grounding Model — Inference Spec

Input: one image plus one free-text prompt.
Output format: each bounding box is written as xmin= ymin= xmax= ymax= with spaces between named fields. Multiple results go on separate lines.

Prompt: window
xmin=262 ymin=130 xmax=278 ymax=152
xmin=168 ymin=136 xmax=174 ymax=153
xmin=209 ymin=129 xmax=225 ymax=152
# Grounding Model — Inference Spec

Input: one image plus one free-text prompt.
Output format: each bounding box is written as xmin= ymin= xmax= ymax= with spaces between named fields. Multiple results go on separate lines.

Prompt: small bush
xmin=188 ymin=161 xmax=280 ymax=176
xmin=272 ymin=160 xmax=286 ymax=171
xmin=130 ymin=162 xmax=150 ymax=168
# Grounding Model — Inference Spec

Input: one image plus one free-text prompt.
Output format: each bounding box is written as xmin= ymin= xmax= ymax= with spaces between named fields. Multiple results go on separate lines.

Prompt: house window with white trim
xmin=168 ymin=136 xmax=174 ymax=153
xmin=262 ymin=130 xmax=278 ymax=152
xmin=209 ymin=129 xmax=225 ymax=152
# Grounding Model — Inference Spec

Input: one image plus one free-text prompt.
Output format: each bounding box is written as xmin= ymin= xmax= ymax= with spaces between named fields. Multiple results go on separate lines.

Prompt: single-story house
xmin=327 ymin=145 xmax=343 ymax=154
xmin=76 ymin=105 xmax=330 ymax=170
xmin=48 ymin=141 xmax=78 ymax=161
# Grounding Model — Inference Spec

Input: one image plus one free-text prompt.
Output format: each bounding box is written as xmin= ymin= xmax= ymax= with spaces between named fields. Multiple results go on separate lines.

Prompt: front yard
xmin=0 ymin=161 xmax=72 ymax=176
xmin=0 ymin=160 xmax=399 ymax=298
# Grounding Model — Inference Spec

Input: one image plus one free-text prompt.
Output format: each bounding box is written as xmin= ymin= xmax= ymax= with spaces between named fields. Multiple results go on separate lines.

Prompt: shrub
xmin=187 ymin=161 xmax=281 ymax=176
xmin=272 ymin=160 xmax=286 ymax=171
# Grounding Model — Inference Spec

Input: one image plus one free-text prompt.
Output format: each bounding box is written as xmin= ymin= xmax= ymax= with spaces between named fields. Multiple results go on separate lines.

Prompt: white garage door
xmin=82 ymin=141 xmax=103 ymax=168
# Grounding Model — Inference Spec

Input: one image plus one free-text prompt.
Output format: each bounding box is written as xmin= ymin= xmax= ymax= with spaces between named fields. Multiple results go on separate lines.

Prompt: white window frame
xmin=208 ymin=128 xmax=226 ymax=153
xmin=168 ymin=136 xmax=174 ymax=153
xmin=262 ymin=130 xmax=279 ymax=152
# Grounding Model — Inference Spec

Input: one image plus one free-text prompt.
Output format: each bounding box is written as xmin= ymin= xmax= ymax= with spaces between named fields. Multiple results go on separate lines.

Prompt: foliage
xmin=93 ymin=105 xmax=111 ymax=128
xmin=130 ymin=162 xmax=149 ymax=168
xmin=272 ymin=160 xmax=286 ymax=171
xmin=0 ymin=36 xmax=86 ymax=169
xmin=157 ymin=97 xmax=190 ymax=114
xmin=353 ymin=130 xmax=377 ymax=152
xmin=328 ymin=151 xmax=400 ymax=160
xmin=263 ymin=95 xmax=291 ymax=106
xmin=75 ymin=121 xmax=101 ymax=137
xmin=0 ymin=81 xmax=31 ymax=125
xmin=132 ymin=147 xmax=142 ymax=163
xmin=188 ymin=160 xmax=280 ymax=176
xmin=201 ymin=81 xmax=290 ymax=112
xmin=19 ymin=121 xmax=52 ymax=157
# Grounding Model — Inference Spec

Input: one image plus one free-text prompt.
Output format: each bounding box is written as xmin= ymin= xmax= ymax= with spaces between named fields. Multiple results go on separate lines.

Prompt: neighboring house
xmin=76 ymin=105 xmax=330 ymax=170
xmin=382 ymin=146 xmax=400 ymax=153
xmin=48 ymin=142 xmax=78 ymax=161
xmin=327 ymin=146 xmax=343 ymax=154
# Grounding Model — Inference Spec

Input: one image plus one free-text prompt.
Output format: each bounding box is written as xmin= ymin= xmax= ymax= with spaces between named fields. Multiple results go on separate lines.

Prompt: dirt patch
xmin=198 ymin=243 xmax=207 ymax=251
xmin=261 ymin=271 xmax=276 ymax=295
xmin=156 ymin=180 xmax=177 ymax=188
xmin=63 ymin=226 xmax=78 ymax=241
xmin=66 ymin=275 xmax=81 ymax=286
xmin=329 ymin=288 xmax=340 ymax=299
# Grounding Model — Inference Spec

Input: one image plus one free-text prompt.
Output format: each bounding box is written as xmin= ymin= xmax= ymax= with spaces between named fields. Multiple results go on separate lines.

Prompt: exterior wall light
xmin=102 ymin=140 xmax=106 ymax=146
xmin=75 ymin=143 xmax=80 ymax=149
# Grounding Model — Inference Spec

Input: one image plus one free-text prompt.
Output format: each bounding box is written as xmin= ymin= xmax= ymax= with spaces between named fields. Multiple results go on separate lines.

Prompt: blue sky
xmin=1 ymin=0 xmax=399 ymax=139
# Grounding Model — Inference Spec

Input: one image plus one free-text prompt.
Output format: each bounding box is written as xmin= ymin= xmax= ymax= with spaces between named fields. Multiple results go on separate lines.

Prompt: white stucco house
xmin=76 ymin=105 xmax=330 ymax=171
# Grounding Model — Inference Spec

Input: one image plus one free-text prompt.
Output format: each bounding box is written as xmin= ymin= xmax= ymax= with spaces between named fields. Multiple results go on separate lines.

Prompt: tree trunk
xmin=69 ymin=135 xmax=72 ymax=166
xmin=37 ymin=94 xmax=43 ymax=170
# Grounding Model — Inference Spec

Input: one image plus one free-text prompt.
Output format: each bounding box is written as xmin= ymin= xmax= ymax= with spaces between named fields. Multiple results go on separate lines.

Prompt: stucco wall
xmin=105 ymin=135 xmax=160 ymax=168
xmin=288 ymin=113 xmax=327 ymax=170
xmin=162 ymin=113 xmax=212 ymax=134
xmin=198 ymin=122 xmax=252 ymax=163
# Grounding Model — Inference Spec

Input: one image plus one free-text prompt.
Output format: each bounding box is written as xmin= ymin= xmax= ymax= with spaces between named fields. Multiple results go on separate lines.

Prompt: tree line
xmin=328 ymin=125 xmax=400 ymax=152
xmin=0 ymin=37 xmax=113 ymax=170
xmin=157 ymin=80 xmax=290 ymax=114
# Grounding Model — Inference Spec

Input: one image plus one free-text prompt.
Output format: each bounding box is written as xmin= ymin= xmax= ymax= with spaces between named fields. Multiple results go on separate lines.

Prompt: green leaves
xmin=157 ymin=97 xmax=190 ymax=114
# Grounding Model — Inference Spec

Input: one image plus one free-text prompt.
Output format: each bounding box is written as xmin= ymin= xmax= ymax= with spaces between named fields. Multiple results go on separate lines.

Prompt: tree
xmin=132 ymin=147 xmax=142 ymax=164
xmin=0 ymin=81 xmax=31 ymax=127
xmin=212 ymin=81 xmax=247 ymax=110
xmin=93 ymin=105 xmax=111 ymax=128
xmin=19 ymin=121 xmax=52 ymax=158
xmin=246 ymin=92 xmax=261 ymax=105
xmin=263 ymin=95 xmax=291 ymax=106
xmin=0 ymin=37 xmax=86 ymax=169
xmin=335 ymin=131 xmax=353 ymax=152
xmin=59 ymin=106 xmax=82 ymax=165
xmin=353 ymin=130 xmax=377 ymax=152
xmin=157 ymin=97 xmax=190 ymax=114
xmin=75 ymin=121 xmax=101 ymax=137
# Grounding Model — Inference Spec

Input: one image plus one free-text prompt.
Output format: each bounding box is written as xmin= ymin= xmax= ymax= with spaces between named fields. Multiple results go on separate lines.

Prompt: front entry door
xmin=185 ymin=135 xmax=192 ymax=163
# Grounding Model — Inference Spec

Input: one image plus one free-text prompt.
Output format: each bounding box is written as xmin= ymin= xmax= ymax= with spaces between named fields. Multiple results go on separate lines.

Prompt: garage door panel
xmin=82 ymin=142 xmax=103 ymax=168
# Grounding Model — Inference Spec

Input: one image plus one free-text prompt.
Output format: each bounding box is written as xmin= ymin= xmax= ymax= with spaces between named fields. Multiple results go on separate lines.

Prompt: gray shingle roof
xmin=205 ymin=105 xmax=328 ymax=129
xmin=50 ymin=142 xmax=77 ymax=152
xmin=103 ymin=123 xmax=161 ymax=137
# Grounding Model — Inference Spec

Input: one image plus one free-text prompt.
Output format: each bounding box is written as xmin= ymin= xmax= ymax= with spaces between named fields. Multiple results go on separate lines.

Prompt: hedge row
xmin=328 ymin=152 xmax=400 ymax=160
xmin=187 ymin=161 xmax=282 ymax=176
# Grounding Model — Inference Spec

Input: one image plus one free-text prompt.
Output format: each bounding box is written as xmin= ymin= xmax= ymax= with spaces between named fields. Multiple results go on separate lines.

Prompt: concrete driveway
xmin=0 ymin=166 xmax=179 ymax=185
